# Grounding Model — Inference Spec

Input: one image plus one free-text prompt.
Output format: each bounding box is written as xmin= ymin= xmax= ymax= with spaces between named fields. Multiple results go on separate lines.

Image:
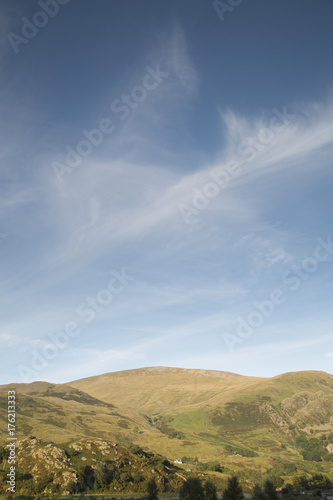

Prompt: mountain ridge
xmin=1 ymin=366 xmax=331 ymax=390
xmin=1 ymin=366 xmax=333 ymax=493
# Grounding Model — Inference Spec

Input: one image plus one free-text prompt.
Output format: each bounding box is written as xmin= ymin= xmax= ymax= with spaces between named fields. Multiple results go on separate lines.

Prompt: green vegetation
xmin=0 ymin=368 xmax=333 ymax=496
xmin=0 ymin=468 xmax=332 ymax=498
xmin=0 ymin=437 xmax=185 ymax=496
xmin=295 ymin=434 xmax=333 ymax=462
xmin=180 ymin=456 xmax=223 ymax=472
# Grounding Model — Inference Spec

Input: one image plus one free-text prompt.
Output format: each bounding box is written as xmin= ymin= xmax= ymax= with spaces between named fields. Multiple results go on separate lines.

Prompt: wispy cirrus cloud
xmin=2 ymin=92 xmax=333 ymax=318
xmin=1 ymin=14 xmax=333 ymax=383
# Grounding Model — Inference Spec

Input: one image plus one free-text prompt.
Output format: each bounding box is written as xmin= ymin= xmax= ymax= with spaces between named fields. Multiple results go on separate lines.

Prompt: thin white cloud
xmin=51 ymin=348 xmax=145 ymax=384
xmin=2 ymin=93 xmax=333 ymax=333
xmin=1 ymin=15 xmax=333 ymax=384
xmin=167 ymin=21 xmax=199 ymax=95
xmin=172 ymin=332 xmax=333 ymax=377
xmin=0 ymin=332 xmax=20 ymax=346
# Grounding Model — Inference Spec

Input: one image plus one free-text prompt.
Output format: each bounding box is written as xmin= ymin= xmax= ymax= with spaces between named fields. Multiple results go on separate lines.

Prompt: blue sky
xmin=1 ymin=0 xmax=333 ymax=384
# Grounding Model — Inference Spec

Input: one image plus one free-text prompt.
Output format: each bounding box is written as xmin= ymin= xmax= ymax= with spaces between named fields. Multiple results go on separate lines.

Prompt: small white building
xmin=174 ymin=459 xmax=183 ymax=464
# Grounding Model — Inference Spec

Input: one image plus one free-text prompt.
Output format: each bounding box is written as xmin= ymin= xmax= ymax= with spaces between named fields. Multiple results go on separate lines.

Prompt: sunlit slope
xmin=1 ymin=367 xmax=332 ymax=474
xmin=67 ymin=367 xmax=333 ymax=464
xmin=67 ymin=366 xmax=256 ymax=409
xmin=68 ymin=366 xmax=333 ymax=411
xmin=0 ymin=382 xmax=147 ymax=444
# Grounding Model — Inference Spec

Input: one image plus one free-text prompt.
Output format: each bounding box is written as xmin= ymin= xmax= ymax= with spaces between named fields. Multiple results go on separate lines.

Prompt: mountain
xmin=1 ymin=367 xmax=333 ymax=495
xmin=67 ymin=367 xmax=333 ymax=464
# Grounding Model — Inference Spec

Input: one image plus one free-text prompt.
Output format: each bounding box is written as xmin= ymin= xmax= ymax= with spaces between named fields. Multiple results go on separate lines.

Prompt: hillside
xmin=67 ymin=367 xmax=333 ymax=467
xmin=1 ymin=367 xmax=333 ymax=494
xmin=0 ymin=436 xmax=186 ymax=496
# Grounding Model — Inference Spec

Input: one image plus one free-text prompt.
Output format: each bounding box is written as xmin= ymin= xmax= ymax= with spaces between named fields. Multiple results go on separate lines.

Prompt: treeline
xmin=176 ymin=474 xmax=333 ymax=500
xmin=1 ymin=473 xmax=333 ymax=500
xmin=293 ymin=473 xmax=333 ymax=491
xmin=179 ymin=476 xmax=237 ymax=500
xmin=180 ymin=456 xmax=224 ymax=472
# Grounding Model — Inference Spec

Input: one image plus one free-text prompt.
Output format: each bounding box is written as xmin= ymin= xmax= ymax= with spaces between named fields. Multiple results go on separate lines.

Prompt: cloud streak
xmin=1 ymin=17 xmax=333 ymax=383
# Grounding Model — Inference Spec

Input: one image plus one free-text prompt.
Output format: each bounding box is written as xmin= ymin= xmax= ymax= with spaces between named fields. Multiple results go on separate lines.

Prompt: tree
xmin=251 ymin=484 xmax=266 ymax=500
xmin=204 ymin=480 xmax=218 ymax=500
xmin=281 ymin=483 xmax=294 ymax=496
xmin=309 ymin=473 xmax=332 ymax=490
xmin=263 ymin=479 xmax=277 ymax=500
xmin=146 ymin=477 xmax=158 ymax=500
xmin=222 ymin=476 xmax=244 ymax=500
xmin=179 ymin=477 xmax=205 ymax=500
xmin=293 ymin=475 xmax=309 ymax=492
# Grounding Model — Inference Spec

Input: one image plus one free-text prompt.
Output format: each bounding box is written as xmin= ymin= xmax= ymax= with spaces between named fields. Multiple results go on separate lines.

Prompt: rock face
xmin=19 ymin=438 xmax=71 ymax=469
xmin=280 ymin=391 xmax=333 ymax=428
xmin=261 ymin=402 xmax=292 ymax=435
xmin=281 ymin=392 xmax=309 ymax=415
xmin=14 ymin=438 xmax=77 ymax=494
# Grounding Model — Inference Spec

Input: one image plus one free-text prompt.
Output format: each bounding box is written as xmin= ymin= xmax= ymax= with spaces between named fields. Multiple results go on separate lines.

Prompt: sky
xmin=1 ymin=0 xmax=333 ymax=384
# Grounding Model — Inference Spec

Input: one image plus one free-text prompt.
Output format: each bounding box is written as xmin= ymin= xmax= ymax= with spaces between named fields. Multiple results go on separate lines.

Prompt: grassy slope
xmin=1 ymin=367 xmax=333 ymax=483
xmin=67 ymin=367 xmax=333 ymax=408
xmin=67 ymin=367 xmax=333 ymax=473
xmin=0 ymin=382 xmax=145 ymax=445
